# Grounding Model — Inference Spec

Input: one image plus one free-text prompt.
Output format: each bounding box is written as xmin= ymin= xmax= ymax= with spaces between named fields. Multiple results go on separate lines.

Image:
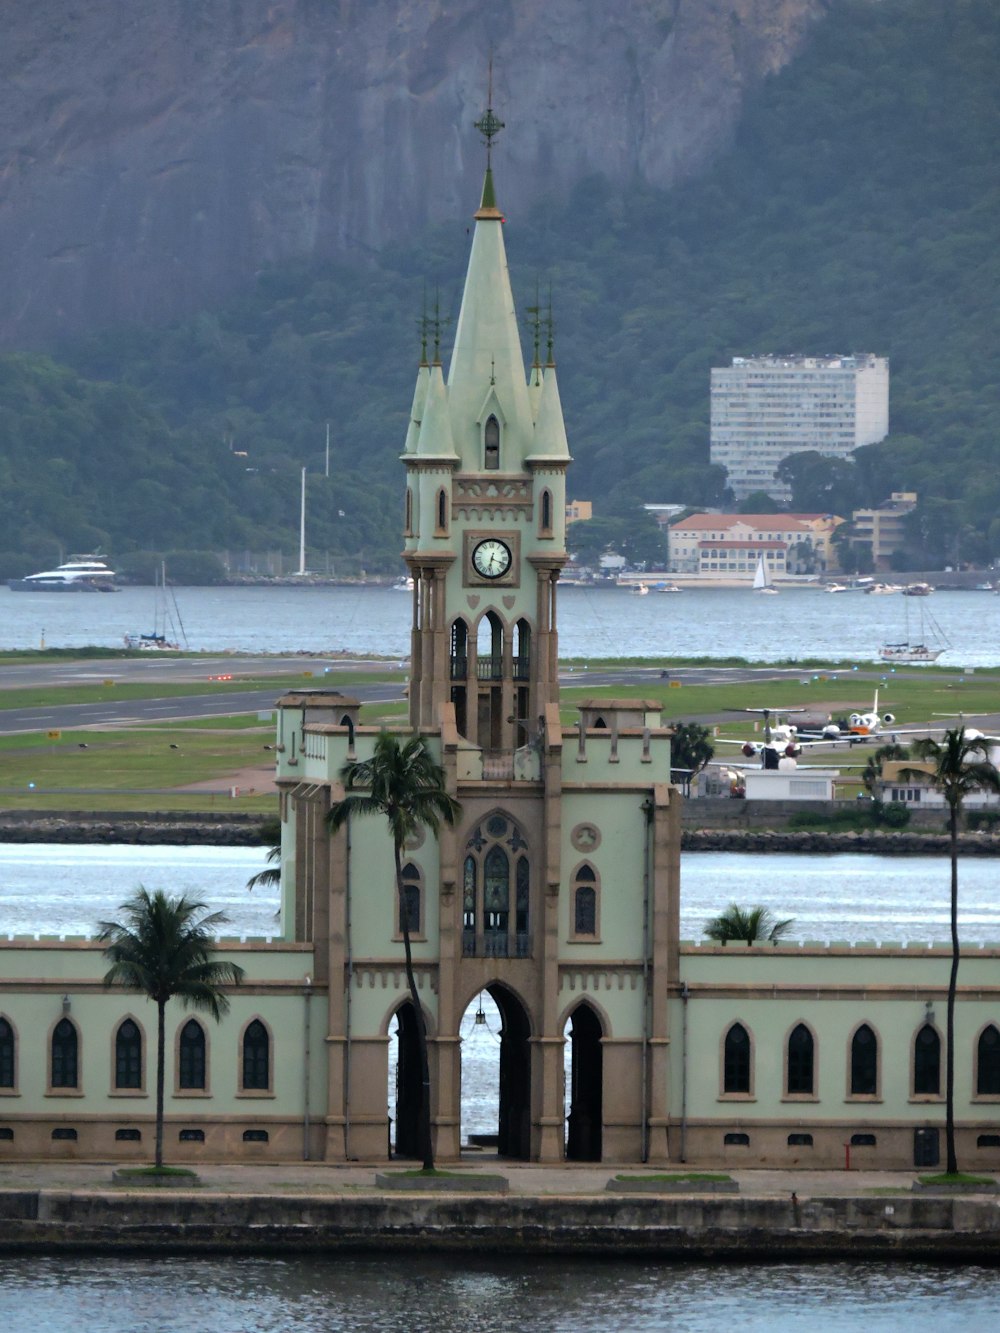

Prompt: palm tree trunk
xmin=155 ymin=997 xmax=166 ymax=1170
xmin=395 ymin=841 xmax=434 ymax=1171
xmin=946 ymin=801 xmax=959 ymax=1175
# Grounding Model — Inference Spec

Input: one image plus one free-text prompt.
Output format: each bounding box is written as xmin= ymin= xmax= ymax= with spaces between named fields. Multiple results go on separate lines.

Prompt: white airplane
xmin=716 ymin=690 xmax=901 ymax=771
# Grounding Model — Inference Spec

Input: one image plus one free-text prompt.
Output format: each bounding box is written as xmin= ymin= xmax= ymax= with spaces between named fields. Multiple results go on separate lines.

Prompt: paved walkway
xmin=0 ymin=1158 xmax=957 ymax=1197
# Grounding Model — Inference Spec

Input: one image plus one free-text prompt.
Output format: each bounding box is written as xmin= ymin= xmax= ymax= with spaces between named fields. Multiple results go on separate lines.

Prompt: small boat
xmin=630 ymin=582 xmax=649 ymax=596
xmin=825 ymin=583 xmax=849 ymax=593
xmin=878 ymin=599 xmax=948 ymax=664
xmin=752 ymin=554 xmax=779 ymax=594
xmin=865 ymin=582 xmax=903 ymax=594
xmin=8 ymin=553 xmax=117 ymax=592
xmin=124 ymin=563 xmax=187 ymax=651
xmin=655 ymin=582 xmax=683 ymax=594
xmin=902 ymin=582 xmax=933 ymax=596
xmin=392 ymin=576 xmax=415 ymax=592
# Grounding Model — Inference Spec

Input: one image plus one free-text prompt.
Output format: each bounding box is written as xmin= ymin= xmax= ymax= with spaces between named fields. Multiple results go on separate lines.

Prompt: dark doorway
xmin=914 ymin=1126 xmax=940 ymax=1168
xmin=565 ymin=1004 xmax=603 ymax=1161
xmin=391 ymin=1001 xmax=422 ymax=1159
xmin=495 ymin=987 xmax=532 ymax=1159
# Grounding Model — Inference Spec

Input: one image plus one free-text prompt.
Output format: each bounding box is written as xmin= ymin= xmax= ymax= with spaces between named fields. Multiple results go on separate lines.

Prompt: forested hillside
xmin=1 ymin=0 xmax=997 ymax=578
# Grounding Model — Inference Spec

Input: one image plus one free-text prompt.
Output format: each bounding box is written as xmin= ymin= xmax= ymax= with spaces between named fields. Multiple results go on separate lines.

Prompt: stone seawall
xmin=1 ymin=813 xmax=999 ymax=856
xmin=0 ymin=812 xmax=268 ymax=846
xmin=682 ymin=828 xmax=1000 ymax=856
xmin=1 ymin=1189 xmax=999 ymax=1259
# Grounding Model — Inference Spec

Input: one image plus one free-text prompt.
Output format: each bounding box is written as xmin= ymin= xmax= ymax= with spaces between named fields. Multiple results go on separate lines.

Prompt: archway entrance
xmin=388 ymin=1001 xmax=422 ymax=1159
xmin=460 ymin=985 xmax=532 ymax=1160
xmin=565 ymin=1003 xmax=603 ymax=1161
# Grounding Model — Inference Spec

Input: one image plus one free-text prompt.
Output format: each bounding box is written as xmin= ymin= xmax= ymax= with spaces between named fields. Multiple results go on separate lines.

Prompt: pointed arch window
xmin=977 ymin=1025 xmax=1000 ymax=1096
xmin=513 ymin=619 xmax=531 ymax=682
xmin=435 ymin=486 xmax=449 ymax=535
xmin=0 ymin=1017 xmax=15 ymax=1090
xmin=484 ymin=415 xmax=500 ymax=470
xmin=913 ymin=1023 xmax=940 ymax=1096
xmin=850 ymin=1024 xmax=878 ymax=1097
xmin=572 ymin=864 xmax=598 ymax=938
xmin=786 ymin=1023 xmax=814 ymax=1096
xmin=539 ymin=488 xmax=553 ymax=536
xmin=398 ymin=861 xmax=423 ymax=937
xmin=450 ymin=619 xmax=469 ymax=681
xmin=114 ymin=1018 xmax=143 ymax=1090
xmin=51 ymin=1018 xmax=79 ymax=1090
xmin=462 ymin=813 xmax=530 ymax=958
xmin=723 ymin=1023 xmax=752 ymax=1095
xmin=241 ymin=1019 xmax=271 ymax=1093
xmin=178 ymin=1019 xmax=206 ymax=1091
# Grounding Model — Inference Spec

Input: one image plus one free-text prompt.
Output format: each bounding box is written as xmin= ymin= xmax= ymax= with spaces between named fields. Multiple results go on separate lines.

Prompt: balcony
xmin=450 ymin=655 xmax=468 ymax=681
xmin=476 ymin=657 xmax=503 ymax=681
xmin=462 ymin=930 xmax=532 ymax=959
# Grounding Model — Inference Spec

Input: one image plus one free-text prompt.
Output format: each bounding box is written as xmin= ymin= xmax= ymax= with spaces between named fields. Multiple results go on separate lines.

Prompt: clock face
xmin=472 ymin=538 xmax=512 ymax=579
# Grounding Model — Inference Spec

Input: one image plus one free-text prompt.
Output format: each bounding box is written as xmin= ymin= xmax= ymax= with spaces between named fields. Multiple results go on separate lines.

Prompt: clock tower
xmin=402 ymin=105 xmax=570 ymax=752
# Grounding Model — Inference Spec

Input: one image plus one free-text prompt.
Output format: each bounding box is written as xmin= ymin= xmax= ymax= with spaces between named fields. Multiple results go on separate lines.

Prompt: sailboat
xmin=124 ymin=563 xmax=188 ymax=650
xmin=878 ymin=597 xmax=947 ymax=664
xmin=752 ymin=553 xmax=779 ymax=594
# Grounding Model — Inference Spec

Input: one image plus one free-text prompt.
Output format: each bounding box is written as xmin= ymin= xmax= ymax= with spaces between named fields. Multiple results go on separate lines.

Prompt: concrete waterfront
xmin=1 ymin=1162 xmax=999 ymax=1259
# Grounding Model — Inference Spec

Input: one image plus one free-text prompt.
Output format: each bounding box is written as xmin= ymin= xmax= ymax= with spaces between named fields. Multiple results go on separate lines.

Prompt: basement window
xmin=0 ymin=1127 xmax=12 ymax=1141
xmin=724 ymin=1132 xmax=750 ymax=1146
xmin=977 ymin=1134 xmax=1000 ymax=1148
xmin=850 ymin=1133 xmax=876 ymax=1147
xmin=179 ymin=1128 xmax=205 ymax=1142
xmin=51 ymin=1127 xmax=77 ymax=1141
xmin=787 ymin=1133 xmax=813 ymax=1147
xmin=115 ymin=1128 xmax=141 ymax=1142
xmin=243 ymin=1129 xmax=269 ymax=1143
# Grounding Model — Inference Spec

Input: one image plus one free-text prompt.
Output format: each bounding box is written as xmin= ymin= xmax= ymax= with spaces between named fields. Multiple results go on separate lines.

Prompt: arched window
xmin=539 ymin=488 xmax=553 ymax=536
xmin=404 ymin=487 xmax=413 ymax=536
xmin=476 ymin=611 xmax=503 ymax=680
xmin=0 ymin=1017 xmax=14 ymax=1089
xmin=178 ymin=1019 xmax=206 ymax=1090
xmin=850 ymin=1024 xmax=878 ymax=1096
xmin=115 ymin=1018 xmax=142 ymax=1090
xmin=977 ymin=1024 xmax=1000 ymax=1096
xmin=450 ymin=619 xmax=469 ymax=681
xmin=513 ymin=619 xmax=531 ymax=682
xmin=462 ymin=813 xmax=530 ymax=958
xmin=723 ymin=1023 xmax=751 ymax=1094
xmin=786 ymin=1023 xmax=814 ymax=1096
xmin=436 ymin=487 xmax=448 ymax=533
xmin=398 ymin=862 xmax=422 ymax=936
xmin=484 ymin=414 xmax=500 ymax=470
xmin=573 ymin=864 xmax=598 ymax=937
xmin=914 ymin=1023 xmax=940 ymax=1095
xmin=242 ymin=1019 xmax=270 ymax=1091
xmin=51 ymin=1018 xmax=78 ymax=1089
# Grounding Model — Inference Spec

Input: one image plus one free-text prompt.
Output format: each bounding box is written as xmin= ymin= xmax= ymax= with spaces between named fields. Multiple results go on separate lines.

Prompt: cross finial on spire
xmin=473 ymin=55 xmax=505 ymax=168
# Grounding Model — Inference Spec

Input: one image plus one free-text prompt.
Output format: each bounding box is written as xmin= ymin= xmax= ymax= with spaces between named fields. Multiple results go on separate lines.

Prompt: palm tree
xmin=861 ymin=742 xmax=910 ymax=798
xmin=98 ymin=888 xmax=245 ymax=1169
xmin=704 ymin=903 xmax=794 ymax=945
xmin=326 ymin=732 xmax=460 ymax=1171
xmin=247 ymin=816 xmax=281 ymax=891
xmin=899 ymin=727 xmax=1000 ymax=1174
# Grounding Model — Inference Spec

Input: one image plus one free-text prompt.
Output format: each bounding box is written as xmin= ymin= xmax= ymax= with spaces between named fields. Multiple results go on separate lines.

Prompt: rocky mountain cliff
xmin=1 ymin=0 xmax=829 ymax=347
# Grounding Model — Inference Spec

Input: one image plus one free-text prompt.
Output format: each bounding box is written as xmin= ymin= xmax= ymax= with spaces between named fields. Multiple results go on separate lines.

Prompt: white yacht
xmin=8 ymin=554 xmax=118 ymax=592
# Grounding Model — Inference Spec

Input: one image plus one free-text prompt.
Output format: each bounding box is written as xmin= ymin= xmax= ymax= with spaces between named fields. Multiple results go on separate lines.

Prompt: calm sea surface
xmin=0 ymin=1254 xmax=998 ymax=1332
xmin=1 ymin=582 xmax=996 ymax=666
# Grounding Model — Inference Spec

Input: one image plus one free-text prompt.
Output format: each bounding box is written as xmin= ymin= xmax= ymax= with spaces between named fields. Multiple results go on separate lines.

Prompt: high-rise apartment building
xmin=710 ymin=354 xmax=889 ymax=501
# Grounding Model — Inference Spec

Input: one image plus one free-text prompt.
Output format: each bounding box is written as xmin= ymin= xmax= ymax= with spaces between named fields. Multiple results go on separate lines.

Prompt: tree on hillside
xmin=325 ymin=733 xmax=460 ymax=1171
xmin=737 ymin=491 xmax=784 ymax=514
xmin=776 ymin=451 xmax=859 ymax=515
xmin=898 ymin=728 xmax=1000 ymax=1174
xmin=704 ymin=903 xmax=794 ymax=945
xmin=99 ymin=888 xmax=244 ymax=1169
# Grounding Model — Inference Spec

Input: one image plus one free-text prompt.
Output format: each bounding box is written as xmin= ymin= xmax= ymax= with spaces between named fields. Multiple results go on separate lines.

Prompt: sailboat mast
xmin=298 ymin=467 xmax=307 ymax=576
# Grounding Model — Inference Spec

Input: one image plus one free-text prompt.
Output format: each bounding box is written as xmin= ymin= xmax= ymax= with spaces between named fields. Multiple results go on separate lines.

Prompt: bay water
xmin=1 ymin=582 xmax=998 ymax=667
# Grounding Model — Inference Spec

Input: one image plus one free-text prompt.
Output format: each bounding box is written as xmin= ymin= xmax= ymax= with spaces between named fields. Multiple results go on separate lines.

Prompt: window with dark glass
xmin=914 ymin=1023 xmax=940 ymax=1095
xmin=115 ymin=1019 xmax=142 ymax=1090
xmin=436 ymin=488 xmax=448 ymax=532
xmin=116 ymin=1128 xmax=141 ymax=1141
xmin=786 ymin=1023 xmax=814 ymax=1095
xmin=484 ymin=415 xmax=500 ymax=470
xmin=398 ymin=862 xmax=421 ymax=935
xmin=724 ymin=1132 xmax=750 ymax=1146
xmin=242 ymin=1020 xmax=270 ymax=1091
xmin=179 ymin=1019 xmax=206 ymax=1090
xmin=462 ymin=814 xmax=530 ymax=958
xmin=977 ymin=1024 xmax=1000 ymax=1096
xmin=0 ymin=1018 xmax=13 ymax=1088
xmin=574 ymin=865 xmax=597 ymax=937
xmin=788 ymin=1133 xmax=813 ymax=1146
xmin=51 ymin=1018 xmax=78 ymax=1089
xmin=850 ymin=1024 xmax=877 ymax=1095
xmin=724 ymin=1023 xmax=751 ymax=1094
xmin=540 ymin=489 xmax=552 ymax=534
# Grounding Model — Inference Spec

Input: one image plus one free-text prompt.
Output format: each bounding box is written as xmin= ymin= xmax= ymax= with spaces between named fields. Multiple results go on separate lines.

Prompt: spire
xmin=473 ymin=57 xmax=505 ymax=220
